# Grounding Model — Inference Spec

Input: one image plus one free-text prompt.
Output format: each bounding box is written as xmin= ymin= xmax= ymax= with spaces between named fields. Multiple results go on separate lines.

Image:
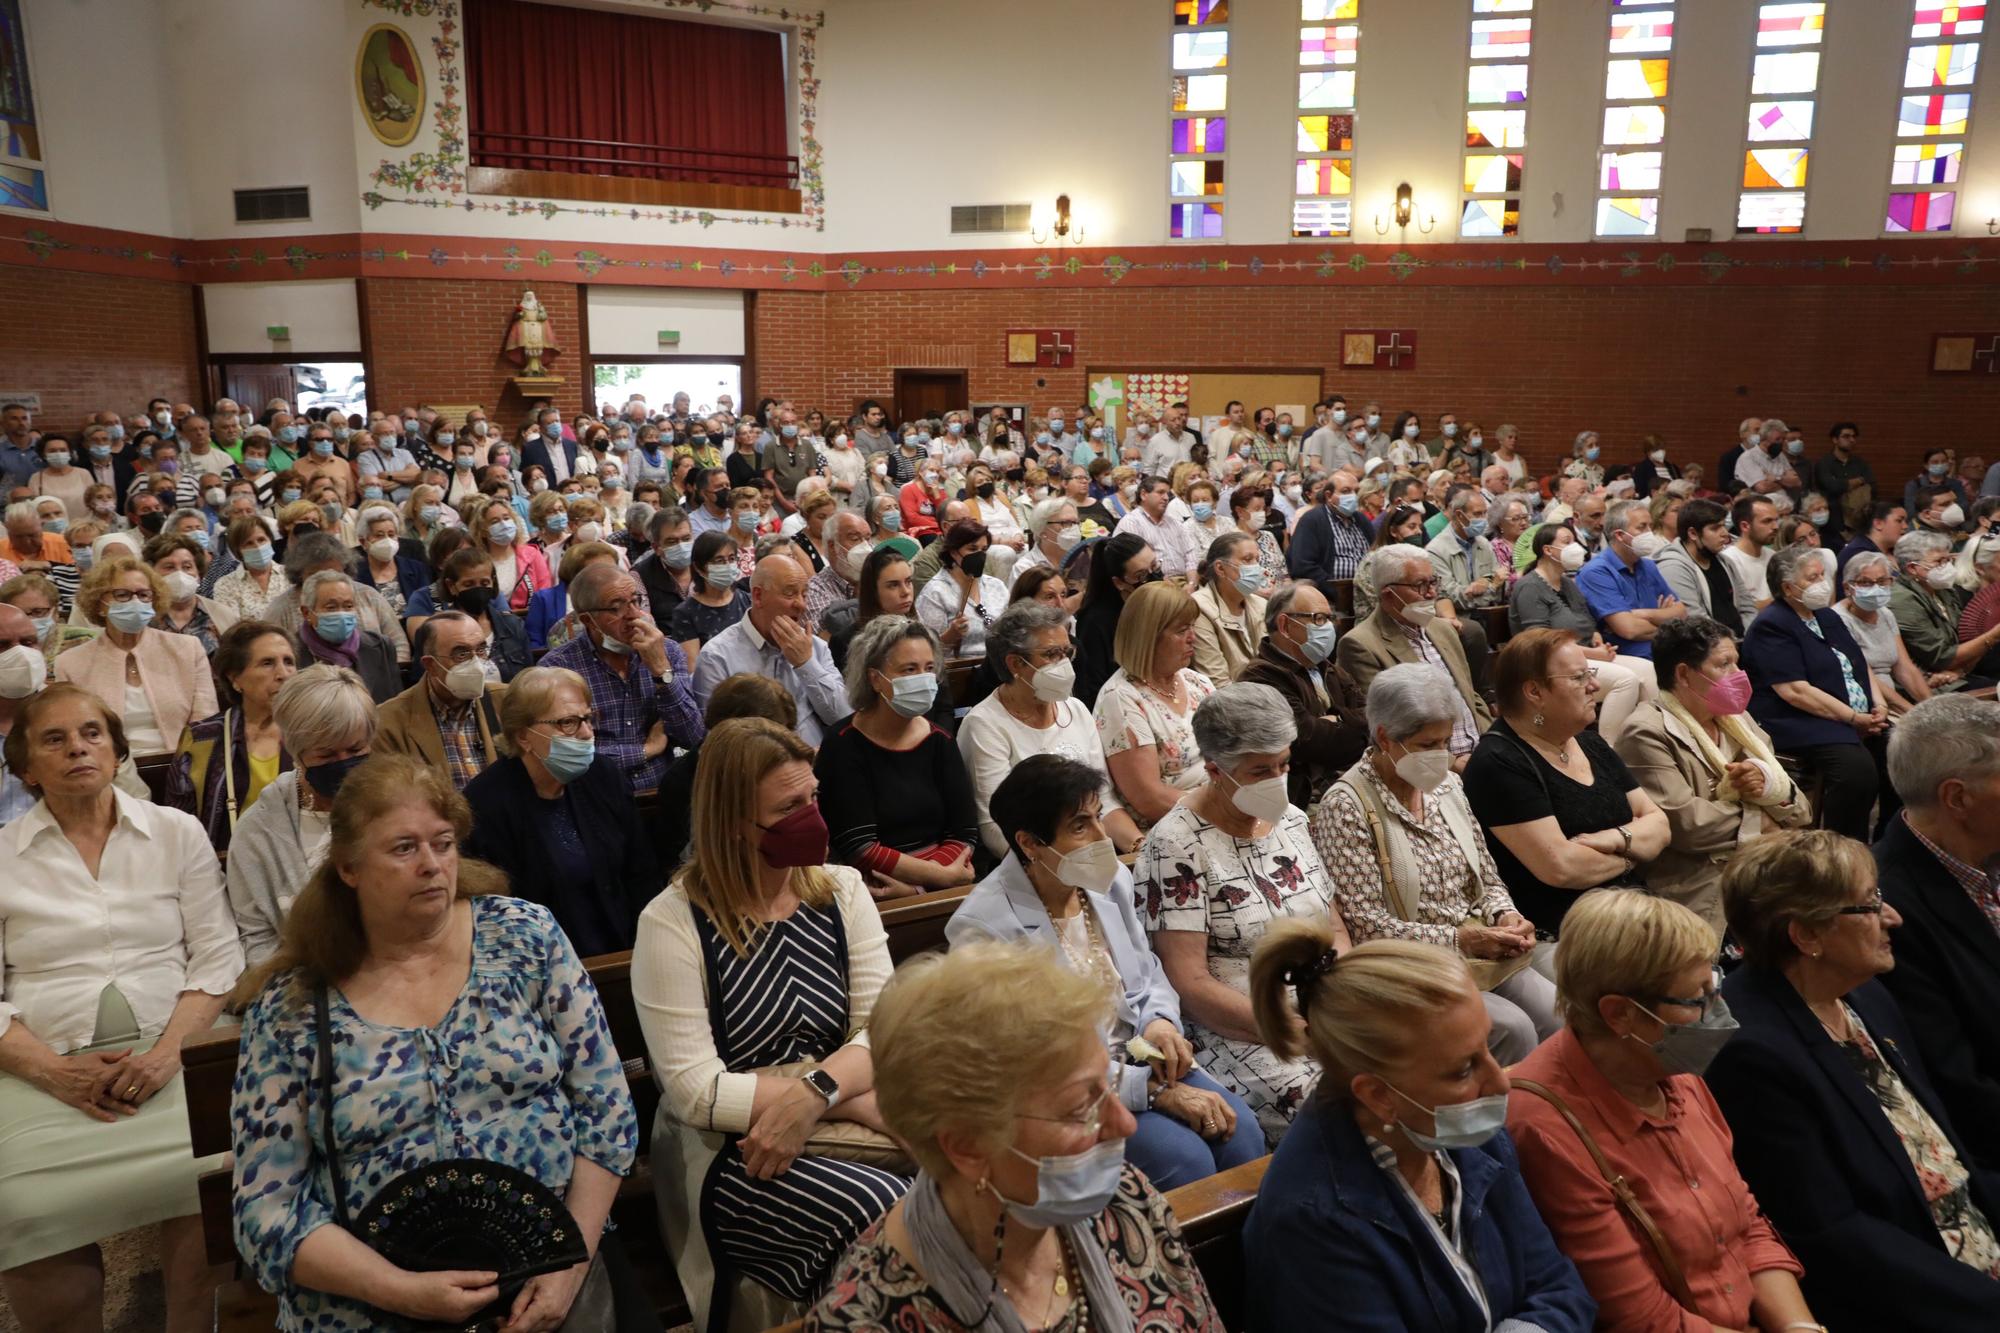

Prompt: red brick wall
xmin=0 ymin=266 xmax=198 ymax=428
xmin=756 ymin=283 xmax=2000 ymax=489
xmin=362 ymin=278 xmax=585 ymax=423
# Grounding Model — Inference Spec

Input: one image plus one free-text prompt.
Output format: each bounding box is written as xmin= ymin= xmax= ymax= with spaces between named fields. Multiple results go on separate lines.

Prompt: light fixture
xmin=1031 ymin=193 xmax=1085 ymax=245
xmin=1989 ymin=216 xmax=1998 ymax=235
xmin=1372 ymin=181 xmax=1435 ymax=236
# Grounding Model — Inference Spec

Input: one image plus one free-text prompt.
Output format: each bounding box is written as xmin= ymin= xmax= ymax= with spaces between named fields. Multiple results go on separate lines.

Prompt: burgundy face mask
xmin=759 ymin=801 xmax=829 ymax=869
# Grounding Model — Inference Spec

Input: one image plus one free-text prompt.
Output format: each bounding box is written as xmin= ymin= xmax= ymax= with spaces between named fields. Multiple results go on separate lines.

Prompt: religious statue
xmin=503 ymin=290 xmax=561 ymax=376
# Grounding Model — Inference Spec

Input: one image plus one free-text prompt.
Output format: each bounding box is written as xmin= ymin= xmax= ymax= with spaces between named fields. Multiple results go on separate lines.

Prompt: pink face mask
xmin=1700 ymin=667 xmax=1752 ymax=716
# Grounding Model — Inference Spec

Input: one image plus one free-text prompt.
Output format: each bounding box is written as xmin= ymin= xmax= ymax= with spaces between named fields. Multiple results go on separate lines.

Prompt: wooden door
xmin=220 ymin=363 xmax=298 ymax=414
xmin=891 ymin=370 xmax=968 ymax=427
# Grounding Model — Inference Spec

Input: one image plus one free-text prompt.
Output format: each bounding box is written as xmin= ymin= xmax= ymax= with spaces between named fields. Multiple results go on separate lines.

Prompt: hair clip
xmin=1283 ymin=948 xmax=1339 ymax=988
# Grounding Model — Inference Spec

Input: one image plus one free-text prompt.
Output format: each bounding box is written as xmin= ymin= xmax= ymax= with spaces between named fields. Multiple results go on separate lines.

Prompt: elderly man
xmin=1735 ymin=419 xmax=1800 ymax=496
xmin=1570 ymin=490 xmax=1608 ymax=556
xmin=355 ymin=419 xmax=421 ymax=504
xmin=263 ymin=531 xmax=410 ymax=663
xmin=910 ymin=499 xmax=973 ymax=594
xmin=3 ymin=499 xmax=78 ymax=615
xmin=1287 ymin=468 xmax=1371 ymax=586
xmin=293 ymin=420 xmax=356 ymax=504
xmin=805 ymin=508 xmax=872 ymax=632
xmin=1876 ymin=695 xmax=2000 ymax=1164
xmin=1336 ymin=542 xmax=1491 ymax=769
xmin=1010 ymin=497 xmax=1081 ymax=589
xmin=691 ymin=553 xmax=851 ymax=746
xmin=1889 ymin=530 xmax=2000 ymax=684
xmin=1236 ymin=581 xmax=1368 ymax=809
xmin=374 ymin=609 xmax=507 ymax=789
xmin=172 ymin=414 xmax=231 ymax=508
xmin=542 ymin=561 xmax=705 ymax=792
xmin=1424 ymin=486 xmax=1501 ymax=685
xmin=1114 ymin=475 xmax=1198 ymax=579
xmin=1479 ymin=464 xmax=1512 ymax=504
xmin=1576 ymin=497 xmax=1685 ymax=660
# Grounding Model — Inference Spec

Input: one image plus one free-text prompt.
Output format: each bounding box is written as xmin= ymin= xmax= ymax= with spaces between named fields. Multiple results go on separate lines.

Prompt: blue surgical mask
xmin=108 ymin=423 xmax=125 ymax=441
xmin=187 ymin=528 xmax=210 ymax=551
xmin=1786 ymin=439 xmax=1805 ymax=456
xmin=44 ymin=451 xmax=69 ymax=468
xmin=1466 ymin=517 xmax=1489 ymax=539
xmin=1585 ymin=446 xmax=1601 ymax=461
xmin=1852 ymin=584 xmax=1893 ymax=611
xmin=881 ymin=510 xmax=903 ymax=532
xmin=1929 ymin=461 xmax=1949 ymax=477
xmin=706 ymin=561 xmax=741 ymax=589
xmin=242 ymin=544 xmax=274 ymax=570
xmin=877 ymin=670 xmax=938 ymax=718
xmin=107 ymin=600 xmax=155 ymax=634
xmin=89 ymin=444 xmax=111 ymax=461
xmin=1293 ymin=616 xmax=1338 ymax=665
xmin=781 ymin=423 xmax=799 ymax=438
xmin=362 ymin=485 xmax=384 ymax=502
xmin=735 ymin=511 xmax=759 ymax=534
xmin=662 ymin=540 xmax=694 ymax=569
xmin=277 ymin=425 xmax=300 ymax=444
xmin=315 ymin=611 xmax=358 ymax=642
xmin=43 ymin=515 xmax=67 ymax=534
xmin=242 ymin=455 xmax=267 ymax=474
xmin=540 ymin=734 xmax=596 ymax=784
xmin=490 ymin=519 xmax=518 ymax=544
xmin=1389 ymin=1084 xmax=1510 ymax=1152
xmin=546 ymin=510 xmax=570 ymax=533
xmin=1232 ymin=563 xmax=1267 ymax=596
xmin=421 ymin=504 xmax=442 ymax=525
xmin=994 ymin=1138 xmax=1126 ymax=1228
xmin=1191 ymin=501 xmax=1214 ymax=522
xmin=281 ymin=487 xmax=302 ymax=505
xmin=1336 ymin=492 xmax=1360 ymax=513
xmin=313 ymin=440 xmax=334 ymax=458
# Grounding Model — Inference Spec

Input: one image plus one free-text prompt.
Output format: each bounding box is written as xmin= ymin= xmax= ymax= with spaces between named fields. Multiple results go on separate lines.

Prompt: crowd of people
xmin=1 ymin=388 xmax=1998 ymax=1331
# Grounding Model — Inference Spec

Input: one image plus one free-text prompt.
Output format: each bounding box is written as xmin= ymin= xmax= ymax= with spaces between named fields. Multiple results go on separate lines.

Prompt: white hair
xmin=1365 ymin=663 xmax=1466 ymax=741
xmin=1191 ymin=683 xmax=1298 ymax=771
xmin=1888 ymin=694 xmax=2000 ymax=809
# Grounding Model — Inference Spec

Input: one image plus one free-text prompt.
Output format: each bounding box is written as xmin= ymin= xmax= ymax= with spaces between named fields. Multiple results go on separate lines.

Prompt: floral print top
xmin=1094 ymin=667 xmax=1217 ymax=823
xmin=230 ymin=895 xmax=638 ymax=1332
xmin=804 ymin=1165 xmax=1223 ymax=1333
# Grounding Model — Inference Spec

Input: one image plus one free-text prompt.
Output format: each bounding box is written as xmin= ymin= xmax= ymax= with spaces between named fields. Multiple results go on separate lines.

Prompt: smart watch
xmin=802 ymin=1068 xmax=840 ymax=1108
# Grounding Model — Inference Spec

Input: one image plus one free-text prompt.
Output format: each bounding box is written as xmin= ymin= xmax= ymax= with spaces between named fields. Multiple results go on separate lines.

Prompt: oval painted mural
xmin=356 ymin=23 xmax=423 ymax=148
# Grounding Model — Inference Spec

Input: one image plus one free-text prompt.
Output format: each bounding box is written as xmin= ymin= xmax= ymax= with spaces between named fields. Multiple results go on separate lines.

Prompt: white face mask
xmin=1926 ymin=562 xmax=1959 ymax=589
xmin=1030 ymin=655 xmax=1076 ymax=703
xmin=1224 ymin=769 xmax=1291 ymax=823
xmin=1628 ymin=532 xmax=1666 ymax=559
xmin=1395 ymin=587 xmax=1438 ymax=626
xmin=1388 ymin=739 xmax=1452 ymax=793
xmin=368 ymin=537 xmax=399 ymax=563
xmin=1938 ymin=503 xmax=1966 ymax=528
xmin=0 ymin=642 xmax=44 ymax=699
xmin=162 ymin=570 xmax=200 ymax=602
xmin=442 ymin=658 xmax=487 ymax=701
xmin=1039 ymin=837 xmax=1119 ymax=894
xmin=1559 ymin=542 xmax=1587 ymax=572
xmin=1796 ymin=579 xmax=1833 ymax=611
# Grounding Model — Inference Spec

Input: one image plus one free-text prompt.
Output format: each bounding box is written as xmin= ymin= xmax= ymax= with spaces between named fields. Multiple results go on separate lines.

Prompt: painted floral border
xmin=357 ymin=0 xmax=825 ymax=232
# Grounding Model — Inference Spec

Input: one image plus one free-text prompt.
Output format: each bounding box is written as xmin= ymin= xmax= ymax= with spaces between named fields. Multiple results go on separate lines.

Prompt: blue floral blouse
xmin=230 ymin=895 xmax=638 ymax=1332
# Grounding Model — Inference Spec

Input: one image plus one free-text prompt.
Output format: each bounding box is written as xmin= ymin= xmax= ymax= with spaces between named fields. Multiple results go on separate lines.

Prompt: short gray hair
xmin=823 ymin=507 xmax=867 ymax=548
xmin=1843 ymin=549 xmax=1894 ymax=584
xmin=300 ymin=569 xmax=354 ymax=610
xmin=1605 ymin=498 xmax=1644 ymax=534
xmin=1766 ymin=544 xmax=1827 ymax=600
xmin=1373 ymin=542 xmax=1431 ymax=587
xmin=273 ymin=663 xmax=377 ymax=755
xmin=1893 ymin=530 xmax=1951 ymax=566
xmin=282 ymin=530 xmax=348 ymax=582
xmin=1191 ymin=682 xmax=1298 ymax=771
xmin=1447 ymin=488 xmax=1484 ymax=516
xmin=1262 ymin=579 xmax=1310 ymax=633
xmin=1888 ymin=694 xmax=2000 ymax=808
xmin=986 ymin=601 xmax=1068 ymax=683
xmin=842 ymin=613 xmax=942 ymax=712
xmin=1025 ymin=497 xmax=1073 ymax=539
xmin=3 ymin=499 xmax=38 ymax=529
xmin=1364 ymin=663 xmax=1465 ymax=742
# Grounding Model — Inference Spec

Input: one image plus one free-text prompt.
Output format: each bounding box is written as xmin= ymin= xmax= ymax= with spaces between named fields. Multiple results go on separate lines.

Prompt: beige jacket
xmin=1191 ymin=584 xmax=1267 ymax=683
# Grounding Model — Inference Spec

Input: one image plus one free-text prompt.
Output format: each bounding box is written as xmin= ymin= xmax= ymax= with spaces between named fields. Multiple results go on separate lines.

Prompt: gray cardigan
xmin=225 ymin=769 xmax=314 ymax=966
xmin=946 ymin=855 xmax=1181 ymax=1112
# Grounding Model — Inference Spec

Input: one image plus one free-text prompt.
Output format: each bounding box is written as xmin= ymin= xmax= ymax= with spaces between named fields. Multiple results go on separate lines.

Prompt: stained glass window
xmin=1170 ymin=1 xmax=1228 ymax=239
xmin=1595 ymin=4 xmax=1671 ymax=237
xmin=1295 ymin=0 xmax=1363 ymax=238
xmin=1462 ymin=0 xmax=1533 ymax=238
xmin=1887 ymin=2 xmax=1982 ymax=232
xmin=0 ymin=0 xmax=50 ymax=217
xmin=1738 ymin=4 xmax=1825 ymax=235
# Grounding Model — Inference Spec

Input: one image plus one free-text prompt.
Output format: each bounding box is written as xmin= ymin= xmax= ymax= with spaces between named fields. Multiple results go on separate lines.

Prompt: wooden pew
xmin=135 ymin=751 xmax=175 ymax=805
xmin=1474 ymin=602 xmax=1512 ymax=651
xmin=1167 ymin=1153 xmax=1270 ymax=1330
xmin=880 ymin=886 xmax=973 ymax=964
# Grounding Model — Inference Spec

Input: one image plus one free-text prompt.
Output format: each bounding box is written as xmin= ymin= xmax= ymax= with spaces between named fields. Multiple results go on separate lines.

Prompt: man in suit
xmin=521 ymin=406 xmax=581 ymax=485
xmin=373 ymin=610 xmax=507 ymax=790
xmin=1875 ymin=693 xmax=2000 ymax=1166
xmin=1336 ymin=542 xmax=1491 ymax=770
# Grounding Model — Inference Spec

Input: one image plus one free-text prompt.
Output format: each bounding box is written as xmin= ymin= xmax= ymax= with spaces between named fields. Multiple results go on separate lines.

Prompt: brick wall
xmin=0 ymin=266 xmax=198 ymax=427
xmin=756 ymin=283 xmax=2000 ymax=489
xmin=362 ymin=278 xmax=585 ymax=422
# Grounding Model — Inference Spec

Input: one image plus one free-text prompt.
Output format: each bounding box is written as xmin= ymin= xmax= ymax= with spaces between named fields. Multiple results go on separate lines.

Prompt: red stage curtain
xmin=465 ymin=0 xmax=790 ymax=188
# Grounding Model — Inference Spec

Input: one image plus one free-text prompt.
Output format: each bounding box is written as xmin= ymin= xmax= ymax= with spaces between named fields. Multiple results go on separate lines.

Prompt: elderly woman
xmin=54 ymin=555 xmax=216 ymax=758
xmin=1510 ymin=522 xmax=1654 ymax=740
xmin=143 ymin=531 xmax=237 ymax=655
xmin=1242 ymin=927 xmax=1595 ymax=1332
xmin=962 ymin=460 xmax=1023 ymax=552
xmin=1613 ymin=616 xmax=1813 ymax=936
xmin=295 ymin=569 xmax=400 ymax=704
xmin=1464 ymin=629 xmax=1669 ymax=942
xmin=1491 ymin=493 xmax=1533 ymax=590
xmin=1891 ymin=529 xmax=2000 ymax=687
xmin=1565 ymin=430 xmax=1606 ymax=488
xmin=168 ymin=621 xmax=297 ymax=852
xmin=803 ymin=941 xmax=1225 ymax=1331
xmin=350 ymin=503 xmax=425 ymax=621
xmin=1227 ymin=481 xmax=1287 ymax=588
xmin=957 ymin=602 xmax=1141 ymax=860
xmin=1837 ymin=549 xmax=1936 ymax=714
xmin=1743 ymin=542 xmax=1891 ymax=841
xmin=463 ymin=665 xmax=658 ymax=957
xmin=915 ymin=519 xmax=1007 ymax=661
xmin=814 ymin=616 xmax=979 ymax=901
xmin=1955 ymin=533 xmax=2000 ymax=643
xmin=1140 ymin=683 xmax=1343 ymax=1142
xmin=631 ymin=718 xmax=911 ymax=1330
xmin=0 ymin=685 xmax=243 ymax=1333
xmin=1708 ymin=831 xmax=2000 ymax=1329
xmin=1313 ymin=663 xmax=1557 ymax=1063
xmin=1190 ymin=531 xmax=1267 ymax=681
xmin=1093 ymin=580 xmax=1215 ymax=827
xmin=269 ymin=531 xmax=411 ymax=665
xmin=226 ymin=665 xmax=377 ymax=965
xmin=2 ymin=498 xmax=78 ymax=616
xmin=229 ymin=754 xmax=642 ymax=1332
xmin=1508 ymin=890 xmax=1813 ymax=1332
xmin=471 ymin=492 xmax=552 ymax=615
xmin=947 ymin=755 xmax=1263 ymax=1187
xmin=210 ymin=513 xmax=286 ymax=622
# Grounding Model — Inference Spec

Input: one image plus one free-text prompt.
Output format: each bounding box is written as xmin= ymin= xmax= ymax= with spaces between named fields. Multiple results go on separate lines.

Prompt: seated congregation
xmin=6 ymin=391 xmax=2000 ymax=1333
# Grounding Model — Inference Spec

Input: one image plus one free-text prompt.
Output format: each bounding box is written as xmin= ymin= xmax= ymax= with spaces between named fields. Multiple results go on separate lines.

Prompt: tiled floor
xmin=0 ymin=1226 xmax=168 ymax=1332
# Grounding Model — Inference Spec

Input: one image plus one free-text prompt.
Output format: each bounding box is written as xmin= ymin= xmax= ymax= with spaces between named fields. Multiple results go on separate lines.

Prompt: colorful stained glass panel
xmin=1173 ymin=116 xmax=1227 ymax=153
xmin=1296 ymin=157 xmax=1353 ymax=195
xmin=1752 ymin=50 xmax=1821 ymax=94
xmin=1173 ymin=74 xmax=1228 ymax=111
xmin=1898 ymin=92 xmax=1972 ymax=135
xmin=1600 ymin=151 xmax=1662 ymax=191
xmin=1743 ymin=147 xmax=1809 ymax=189
xmin=1291 ymin=198 xmax=1352 ymax=237
xmin=1756 ymin=2 xmax=1826 ymax=46
xmin=1300 ymin=0 xmax=1359 ymax=18
xmin=1746 ymin=100 xmax=1815 ymax=141
xmin=1606 ymin=58 xmax=1670 ymax=99
xmin=1170 ymin=201 xmax=1224 ymax=238
xmin=1297 ymin=114 xmax=1353 ymax=152
xmin=1604 ymin=105 xmax=1667 ymax=144
xmin=1299 ymin=70 xmax=1356 ymax=108
xmin=1171 ymin=159 xmax=1226 ymax=196
xmin=1470 ymin=18 xmax=1532 ymax=56
xmin=1595 ymin=196 xmax=1658 ymax=236
xmin=1299 ymin=24 xmax=1358 ymax=64
xmin=0 ymin=117 xmax=38 ymax=160
xmin=0 ymin=163 xmax=47 ymax=212
xmin=1175 ymin=0 xmax=1228 ymax=25
xmin=1911 ymin=4 xmax=1984 ymax=39
xmin=1737 ymin=189 xmax=1806 ymax=232
xmin=1886 ymin=189 xmax=1956 ymax=232
xmin=1467 ymin=62 xmax=1529 ymax=103
xmin=1460 ymin=197 xmax=1520 ymax=237
xmin=1904 ymin=43 xmax=1982 ymax=87
xmin=1892 ymin=141 xmax=1964 ymax=184
xmin=1173 ymin=31 xmax=1230 ymax=70
xmin=1466 ymin=109 xmax=1527 ymax=148
xmin=1465 ymin=153 xmax=1524 ymax=192
xmin=1609 ymin=12 xmax=1675 ymax=53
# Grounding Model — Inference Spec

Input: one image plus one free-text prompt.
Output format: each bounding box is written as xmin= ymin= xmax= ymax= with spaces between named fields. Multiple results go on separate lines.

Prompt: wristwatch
xmin=802 ymin=1068 xmax=840 ymax=1108
xmin=1616 ymin=824 xmax=1633 ymax=854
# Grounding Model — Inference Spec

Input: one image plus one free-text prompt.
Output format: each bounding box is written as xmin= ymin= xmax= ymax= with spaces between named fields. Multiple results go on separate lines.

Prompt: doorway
xmin=892 ymin=370 xmax=968 ymax=427
xmin=212 ymin=360 xmax=367 ymax=421
xmin=592 ymin=360 xmax=743 ymax=419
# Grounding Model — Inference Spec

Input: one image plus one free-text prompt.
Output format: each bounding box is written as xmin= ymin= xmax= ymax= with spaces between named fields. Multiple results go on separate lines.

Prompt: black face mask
xmin=452 ymin=586 xmax=498 ymax=617
xmin=975 ymin=482 xmax=996 ymax=500
xmin=959 ymin=551 xmax=987 ymax=580
xmin=137 ymin=511 xmax=167 ymax=535
xmin=1006 ymin=467 xmax=1027 ymax=484
xmin=304 ymin=752 xmax=367 ymax=800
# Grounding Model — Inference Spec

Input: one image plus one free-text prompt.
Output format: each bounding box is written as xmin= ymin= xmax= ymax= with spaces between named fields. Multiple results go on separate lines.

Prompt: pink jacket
xmin=53 ymin=629 xmax=218 ymax=755
xmin=502 ymin=541 xmax=554 ymax=614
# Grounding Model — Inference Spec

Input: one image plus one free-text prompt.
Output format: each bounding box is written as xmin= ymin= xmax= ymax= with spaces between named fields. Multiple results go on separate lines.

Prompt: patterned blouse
xmin=230 ymin=895 xmax=639 ymax=1333
xmin=804 ymin=1165 xmax=1223 ymax=1333
xmin=211 ymin=566 xmax=289 ymax=623
xmin=1834 ymin=1000 xmax=2000 ymax=1279
xmin=1094 ymin=667 xmax=1217 ymax=823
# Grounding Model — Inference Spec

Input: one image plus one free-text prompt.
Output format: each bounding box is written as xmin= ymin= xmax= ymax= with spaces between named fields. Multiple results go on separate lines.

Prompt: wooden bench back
xmin=880 ymin=886 xmax=971 ymax=964
xmin=1167 ymin=1153 xmax=1269 ymax=1328
xmin=182 ymin=1021 xmax=247 ymax=1267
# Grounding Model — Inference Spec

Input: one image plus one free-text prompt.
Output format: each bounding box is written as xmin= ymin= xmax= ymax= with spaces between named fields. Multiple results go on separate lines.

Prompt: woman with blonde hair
xmin=1507 ymin=890 xmax=1814 ymax=1331
xmin=1241 ymin=924 xmax=1594 ymax=1331
xmin=229 ymin=753 xmax=645 ymax=1332
xmin=631 ymin=717 xmax=909 ymax=1329
xmin=804 ymin=941 xmax=1226 ymax=1332
xmin=54 ymin=554 xmax=215 ymax=757
xmin=1094 ymin=580 xmax=1215 ymax=827
xmin=470 ymin=492 xmax=551 ymax=615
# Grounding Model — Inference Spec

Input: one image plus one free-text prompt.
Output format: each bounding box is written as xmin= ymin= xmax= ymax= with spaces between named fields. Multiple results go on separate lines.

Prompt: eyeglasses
xmin=592 ymin=593 xmax=650 ymax=618
xmin=1837 ymin=892 xmax=1887 ymax=917
xmin=1283 ymin=610 xmax=1335 ymax=628
xmin=1652 ymin=987 xmax=1718 ymax=1012
xmin=106 ymin=588 xmax=156 ymax=604
xmin=441 ymin=643 xmax=493 ymax=664
xmin=1018 ymin=1083 xmax=1116 ymax=1138
xmin=535 ymin=711 xmax=595 ymax=737
xmin=1545 ymin=669 xmax=1593 ymax=688
xmin=1391 ymin=579 xmax=1442 ymax=599
xmin=1025 ymin=644 xmax=1077 ymax=664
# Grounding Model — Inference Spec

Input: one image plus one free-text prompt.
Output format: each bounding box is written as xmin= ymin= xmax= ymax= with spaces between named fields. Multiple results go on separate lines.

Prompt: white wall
xmin=201 ymin=279 xmax=361 ymax=354
xmin=586 ymin=286 xmax=745 ymax=356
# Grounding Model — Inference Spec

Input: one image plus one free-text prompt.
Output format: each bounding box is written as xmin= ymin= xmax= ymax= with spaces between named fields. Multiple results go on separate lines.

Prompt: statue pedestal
xmin=510 ymin=373 xmax=566 ymax=395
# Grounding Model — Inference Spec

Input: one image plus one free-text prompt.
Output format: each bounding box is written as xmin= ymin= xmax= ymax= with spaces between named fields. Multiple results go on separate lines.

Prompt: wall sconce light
xmin=1373 ymin=182 xmax=1436 ymax=236
xmin=1989 ymin=216 xmax=1998 ymax=235
xmin=1031 ymin=193 xmax=1085 ymax=245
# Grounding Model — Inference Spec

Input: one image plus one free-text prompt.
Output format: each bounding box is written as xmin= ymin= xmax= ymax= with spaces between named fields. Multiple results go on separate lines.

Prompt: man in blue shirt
xmin=1576 ymin=497 xmax=1686 ymax=659
xmin=0 ymin=403 xmax=41 ymax=491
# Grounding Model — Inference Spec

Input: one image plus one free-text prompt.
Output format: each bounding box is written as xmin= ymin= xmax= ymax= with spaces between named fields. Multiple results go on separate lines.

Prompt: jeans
xmin=1126 ymin=1067 xmax=1267 ymax=1191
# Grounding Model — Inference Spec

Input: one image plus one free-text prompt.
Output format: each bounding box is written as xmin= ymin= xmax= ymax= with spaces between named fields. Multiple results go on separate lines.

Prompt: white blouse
xmin=0 ymin=789 xmax=243 ymax=1053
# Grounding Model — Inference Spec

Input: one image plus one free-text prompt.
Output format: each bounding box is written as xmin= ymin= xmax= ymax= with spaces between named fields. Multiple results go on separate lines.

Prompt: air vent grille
xmin=234 ymin=187 xmax=311 ymax=223
xmin=950 ymin=203 xmax=1032 ymax=235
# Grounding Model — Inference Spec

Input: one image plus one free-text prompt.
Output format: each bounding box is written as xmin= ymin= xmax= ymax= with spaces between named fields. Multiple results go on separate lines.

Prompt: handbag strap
xmin=312 ymin=981 xmax=351 ymax=1228
xmin=1510 ymin=1078 xmax=1697 ymax=1310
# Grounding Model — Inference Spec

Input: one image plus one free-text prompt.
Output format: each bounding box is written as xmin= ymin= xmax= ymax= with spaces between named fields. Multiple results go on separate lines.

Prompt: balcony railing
xmin=470 ymin=129 xmax=798 ymax=190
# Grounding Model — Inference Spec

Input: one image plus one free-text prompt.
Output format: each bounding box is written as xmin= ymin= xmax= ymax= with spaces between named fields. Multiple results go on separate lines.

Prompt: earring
xmin=1531 ymin=712 xmax=1544 ymax=729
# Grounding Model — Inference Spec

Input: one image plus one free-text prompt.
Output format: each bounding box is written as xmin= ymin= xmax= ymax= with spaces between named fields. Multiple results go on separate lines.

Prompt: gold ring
xmin=125 ymin=1085 xmax=139 ymax=1097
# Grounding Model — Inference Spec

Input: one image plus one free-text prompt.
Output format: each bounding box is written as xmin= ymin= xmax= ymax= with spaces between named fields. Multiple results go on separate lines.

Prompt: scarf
xmin=900 ymin=1170 xmax=1133 ymax=1333
xmin=1655 ymin=692 xmax=1794 ymax=838
xmin=302 ymin=620 xmax=361 ymax=669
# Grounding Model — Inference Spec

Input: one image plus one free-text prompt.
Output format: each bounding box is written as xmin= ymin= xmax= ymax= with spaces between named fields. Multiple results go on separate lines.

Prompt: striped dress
xmin=693 ymin=900 xmax=909 ymax=1306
